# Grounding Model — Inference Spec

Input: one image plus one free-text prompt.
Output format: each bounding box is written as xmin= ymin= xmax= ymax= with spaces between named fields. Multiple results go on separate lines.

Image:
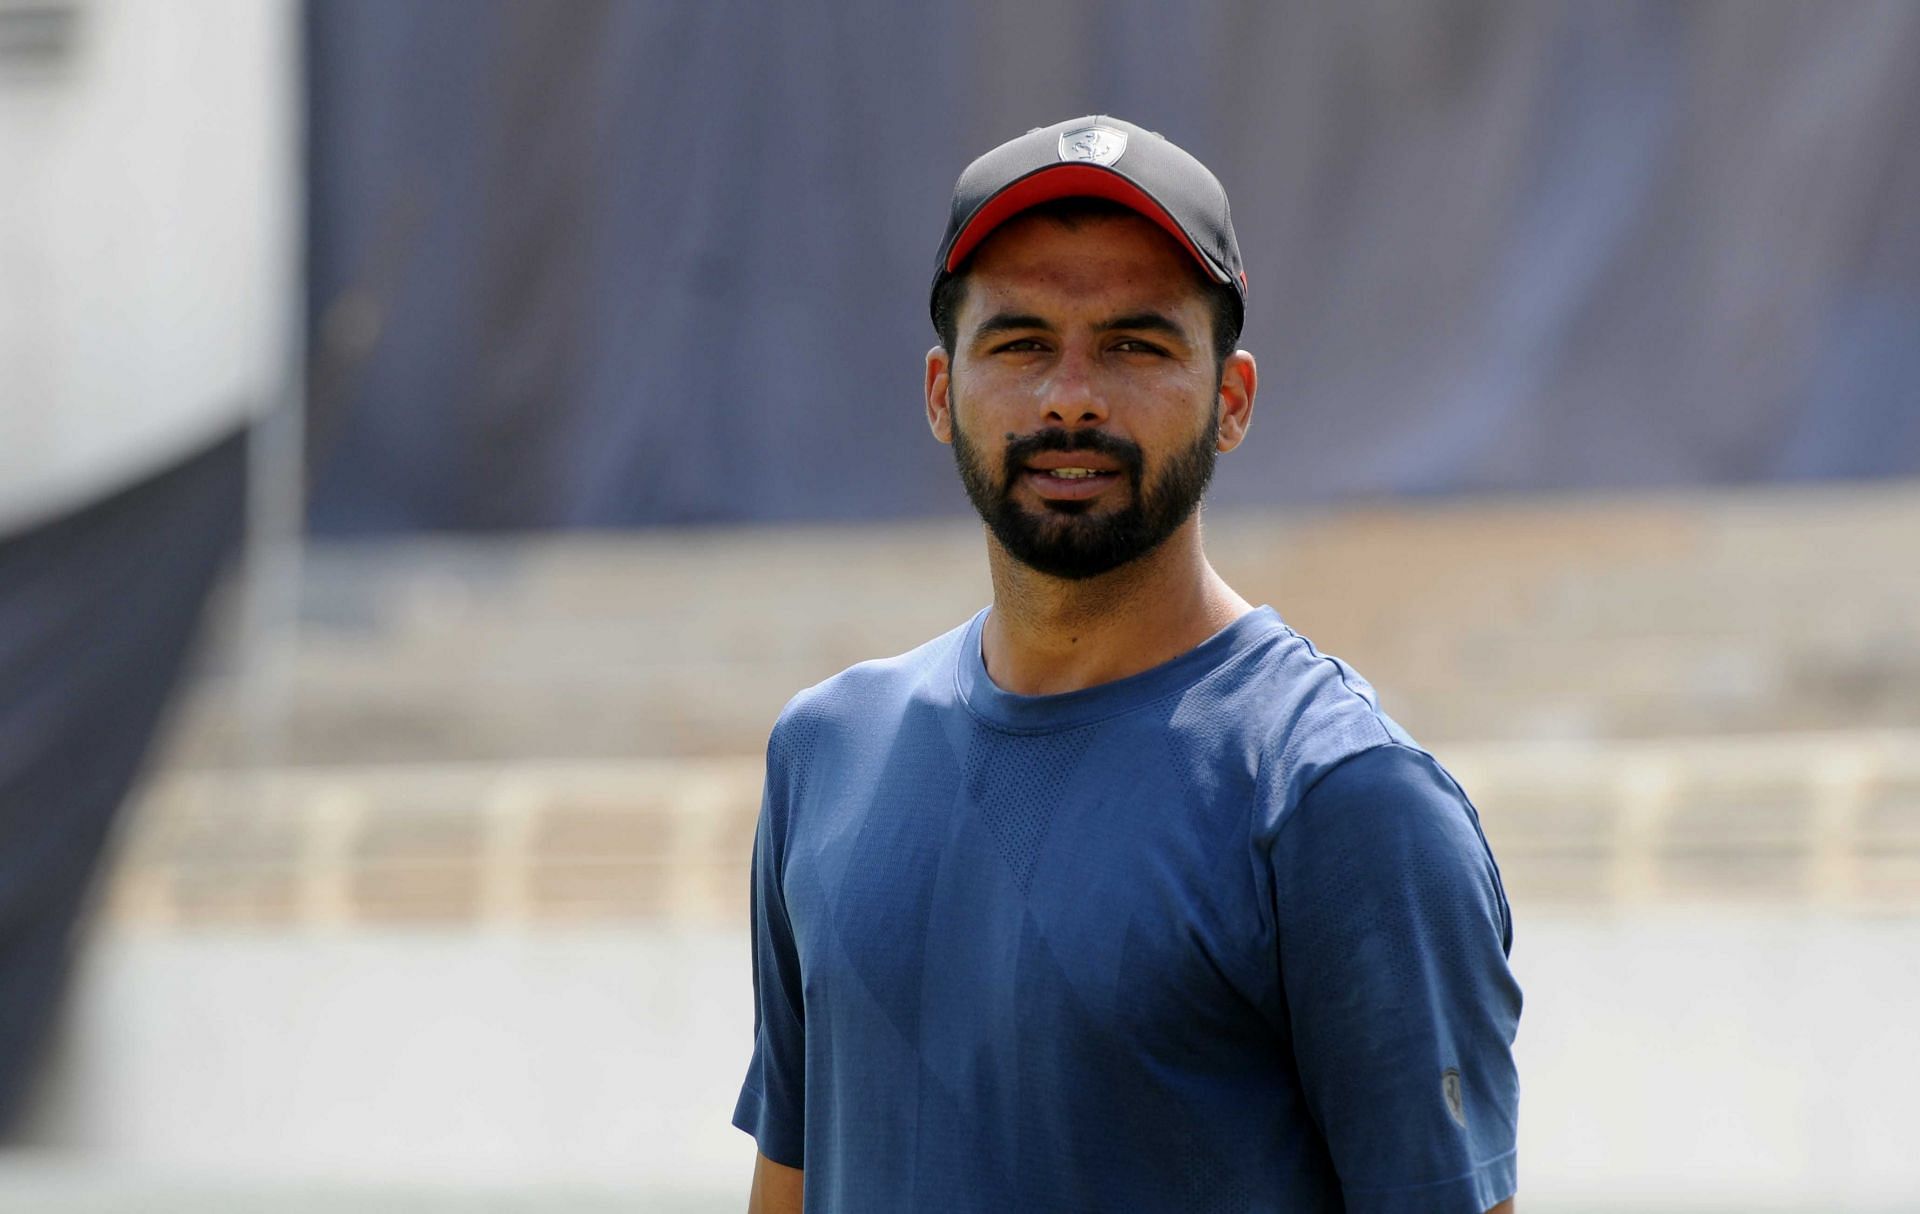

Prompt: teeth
xmin=1045 ymin=468 xmax=1101 ymax=479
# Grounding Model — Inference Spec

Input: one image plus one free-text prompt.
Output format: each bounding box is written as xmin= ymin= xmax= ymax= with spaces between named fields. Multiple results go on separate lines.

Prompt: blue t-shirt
xmin=734 ymin=606 xmax=1520 ymax=1212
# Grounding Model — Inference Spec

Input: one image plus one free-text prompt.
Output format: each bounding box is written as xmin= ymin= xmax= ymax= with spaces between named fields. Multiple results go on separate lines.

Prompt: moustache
xmin=998 ymin=429 xmax=1145 ymax=484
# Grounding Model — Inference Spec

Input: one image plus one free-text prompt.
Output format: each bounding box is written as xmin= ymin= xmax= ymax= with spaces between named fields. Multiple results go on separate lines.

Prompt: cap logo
xmin=1057 ymin=124 xmax=1127 ymax=167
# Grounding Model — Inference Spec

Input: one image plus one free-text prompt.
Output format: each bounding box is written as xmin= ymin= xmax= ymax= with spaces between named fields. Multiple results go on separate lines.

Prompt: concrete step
xmin=102 ymin=731 xmax=1920 ymax=931
xmin=163 ymin=485 xmax=1920 ymax=769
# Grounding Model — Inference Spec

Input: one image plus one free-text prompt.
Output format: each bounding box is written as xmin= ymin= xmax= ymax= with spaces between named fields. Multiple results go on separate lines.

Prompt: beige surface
xmin=101 ymin=730 xmax=1920 ymax=930
xmin=168 ymin=484 xmax=1920 ymax=768
xmin=20 ymin=916 xmax=1920 ymax=1212
xmin=108 ymin=482 xmax=1920 ymax=926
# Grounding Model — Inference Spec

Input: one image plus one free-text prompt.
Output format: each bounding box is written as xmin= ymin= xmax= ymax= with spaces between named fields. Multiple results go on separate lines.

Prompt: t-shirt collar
xmin=955 ymin=603 xmax=1284 ymax=732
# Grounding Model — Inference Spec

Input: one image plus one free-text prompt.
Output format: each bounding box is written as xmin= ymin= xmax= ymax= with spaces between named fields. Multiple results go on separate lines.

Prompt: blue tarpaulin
xmin=304 ymin=0 xmax=1920 ymax=533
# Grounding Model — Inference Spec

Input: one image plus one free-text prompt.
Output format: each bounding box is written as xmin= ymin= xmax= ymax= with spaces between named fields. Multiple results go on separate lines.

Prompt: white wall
xmin=0 ymin=0 xmax=296 ymax=534
xmin=21 ymin=915 xmax=1920 ymax=1211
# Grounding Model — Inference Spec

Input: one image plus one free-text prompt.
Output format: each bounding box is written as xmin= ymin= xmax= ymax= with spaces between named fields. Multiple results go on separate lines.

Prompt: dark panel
xmin=0 ymin=428 xmax=247 ymax=1133
xmin=305 ymin=0 xmax=1920 ymax=532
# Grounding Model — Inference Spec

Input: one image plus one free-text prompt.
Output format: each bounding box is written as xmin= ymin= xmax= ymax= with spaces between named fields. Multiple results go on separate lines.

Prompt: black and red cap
xmin=931 ymin=115 xmax=1247 ymax=329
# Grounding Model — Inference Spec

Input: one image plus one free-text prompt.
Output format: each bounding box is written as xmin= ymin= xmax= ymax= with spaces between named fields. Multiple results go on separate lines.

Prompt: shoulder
xmin=756 ymin=615 xmax=974 ymax=860
xmin=765 ymin=611 xmax=976 ymax=770
xmin=1287 ymin=743 xmax=1479 ymax=849
xmin=1234 ymin=626 xmax=1508 ymax=938
xmin=1272 ymin=742 xmax=1512 ymax=951
xmin=1222 ymin=621 xmax=1417 ymax=819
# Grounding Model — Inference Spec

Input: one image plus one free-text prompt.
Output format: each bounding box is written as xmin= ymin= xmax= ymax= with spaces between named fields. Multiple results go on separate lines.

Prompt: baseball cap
xmin=930 ymin=115 xmax=1246 ymax=330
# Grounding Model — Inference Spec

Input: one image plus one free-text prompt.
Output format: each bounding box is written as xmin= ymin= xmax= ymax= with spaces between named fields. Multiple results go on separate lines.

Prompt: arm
xmin=748 ymin=1150 xmax=803 ymax=1214
xmin=731 ymin=736 xmax=809 ymax=1200
xmin=1268 ymin=743 xmax=1523 ymax=1213
xmin=1487 ymin=1200 xmax=1514 ymax=1214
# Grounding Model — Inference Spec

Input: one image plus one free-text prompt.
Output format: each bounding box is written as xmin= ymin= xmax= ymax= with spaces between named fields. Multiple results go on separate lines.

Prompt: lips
xmin=1021 ymin=463 xmax=1122 ymax=500
xmin=1003 ymin=431 xmax=1139 ymax=502
xmin=1024 ymin=453 xmax=1124 ymax=474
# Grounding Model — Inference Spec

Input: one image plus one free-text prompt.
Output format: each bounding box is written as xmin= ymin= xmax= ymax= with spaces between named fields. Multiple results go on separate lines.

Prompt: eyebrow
xmin=1098 ymin=311 xmax=1185 ymax=338
xmin=970 ymin=310 xmax=1188 ymax=341
xmin=972 ymin=312 xmax=1052 ymax=339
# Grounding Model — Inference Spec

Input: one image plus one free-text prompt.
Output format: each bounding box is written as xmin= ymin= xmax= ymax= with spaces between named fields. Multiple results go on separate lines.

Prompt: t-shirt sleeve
xmin=731 ymin=759 xmax=807 ymax=1167
xmin=1269 ymin=742 xmax=1521 ymax=1213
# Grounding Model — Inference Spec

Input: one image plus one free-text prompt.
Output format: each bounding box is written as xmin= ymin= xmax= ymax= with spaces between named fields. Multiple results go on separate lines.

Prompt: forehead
xmin=959 ymin=209 xmax=1205 ymax=319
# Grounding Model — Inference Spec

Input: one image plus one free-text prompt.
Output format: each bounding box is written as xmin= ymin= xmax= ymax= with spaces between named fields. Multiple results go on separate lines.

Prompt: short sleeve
xmin=1270 ymin=743 xmax=1521 ymax=1213
xmin=731 ymin=758 xmax=807 ymax=1167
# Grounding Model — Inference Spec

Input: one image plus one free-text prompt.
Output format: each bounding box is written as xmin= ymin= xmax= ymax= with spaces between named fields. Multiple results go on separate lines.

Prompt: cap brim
xmin=943 ymin=163 xmax=1232 ymax=285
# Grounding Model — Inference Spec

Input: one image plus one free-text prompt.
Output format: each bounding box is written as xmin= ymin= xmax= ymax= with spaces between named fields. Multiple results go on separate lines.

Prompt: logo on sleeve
xmin=1441 ymin=1068 xmax=1467 ymax=1128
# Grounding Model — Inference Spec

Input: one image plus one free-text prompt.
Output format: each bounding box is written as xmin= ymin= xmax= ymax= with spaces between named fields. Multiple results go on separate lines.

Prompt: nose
xmin=1038 ymin=348 xmax=1109 ymax=428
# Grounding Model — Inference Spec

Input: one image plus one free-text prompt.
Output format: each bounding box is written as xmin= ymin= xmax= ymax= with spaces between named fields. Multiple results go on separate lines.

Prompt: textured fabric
xmin=305 ymin=1 xmax=1920 ymax=532
xmin=733 ymin=607 xmax=1520 ymax=1211
xmin=0 ymin=428 xmax=246 ymax=1133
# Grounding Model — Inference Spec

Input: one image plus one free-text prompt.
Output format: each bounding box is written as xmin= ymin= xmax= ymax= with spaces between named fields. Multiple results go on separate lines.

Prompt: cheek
xmin=1141 ymin=398 xmax=1222 ymax=464
xmin=952 ymin=361 xmax=1025 ymax=407
xmin=946 ymin=371 xmax=1020 ymax=434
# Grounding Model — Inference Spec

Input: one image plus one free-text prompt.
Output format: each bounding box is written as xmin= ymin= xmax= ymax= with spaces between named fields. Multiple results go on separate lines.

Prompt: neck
xmin=979 ymin=513 xmax=1253 ymax=696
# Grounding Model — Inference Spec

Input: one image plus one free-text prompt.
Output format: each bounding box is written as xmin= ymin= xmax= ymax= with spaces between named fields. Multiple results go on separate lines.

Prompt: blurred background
xmin=2 ymin=0 xmax=1917 ymax=1210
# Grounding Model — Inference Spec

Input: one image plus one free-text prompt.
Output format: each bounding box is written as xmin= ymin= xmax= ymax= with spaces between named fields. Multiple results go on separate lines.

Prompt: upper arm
xmin=748 ymin=1150 xmax=803 ymax=1214
xmin=731 ymin=744 xmax=808 ymax=1169
xmin=1269 ymin=743 xmax=1522 ymax=1212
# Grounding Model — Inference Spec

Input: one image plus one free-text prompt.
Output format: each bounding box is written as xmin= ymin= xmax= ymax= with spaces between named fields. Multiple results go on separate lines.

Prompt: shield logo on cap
xmin=1057 ymin=124 xmax=1127 ymax=166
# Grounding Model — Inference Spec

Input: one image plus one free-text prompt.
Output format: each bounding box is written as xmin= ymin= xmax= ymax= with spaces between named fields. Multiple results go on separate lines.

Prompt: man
xmin=734 ymin=115 xmax=1521 ymax=1213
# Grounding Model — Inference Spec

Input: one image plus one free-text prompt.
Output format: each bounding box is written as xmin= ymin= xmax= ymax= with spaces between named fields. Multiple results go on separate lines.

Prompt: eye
xmin=990 ymin=338 xmax=1049 ymax=354
xmin=1113 ymin=338 xmax=1170 ymax=355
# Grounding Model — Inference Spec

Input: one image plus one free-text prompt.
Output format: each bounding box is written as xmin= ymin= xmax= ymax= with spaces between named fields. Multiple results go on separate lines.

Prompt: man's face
xmin=931 ymin=211 xmax=1232 ymax=580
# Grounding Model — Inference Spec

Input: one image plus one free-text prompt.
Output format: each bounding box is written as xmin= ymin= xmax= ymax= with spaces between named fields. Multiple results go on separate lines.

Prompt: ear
xmin=1214 ymin=350 xmax=1257 ymax=454
xmin=925 ymin=345 xmax=954 ymax=444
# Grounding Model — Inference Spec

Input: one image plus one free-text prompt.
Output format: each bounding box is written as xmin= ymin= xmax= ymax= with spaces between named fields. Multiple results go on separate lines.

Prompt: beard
xmin=950 ymin=391 xmax=1221 ymax=581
